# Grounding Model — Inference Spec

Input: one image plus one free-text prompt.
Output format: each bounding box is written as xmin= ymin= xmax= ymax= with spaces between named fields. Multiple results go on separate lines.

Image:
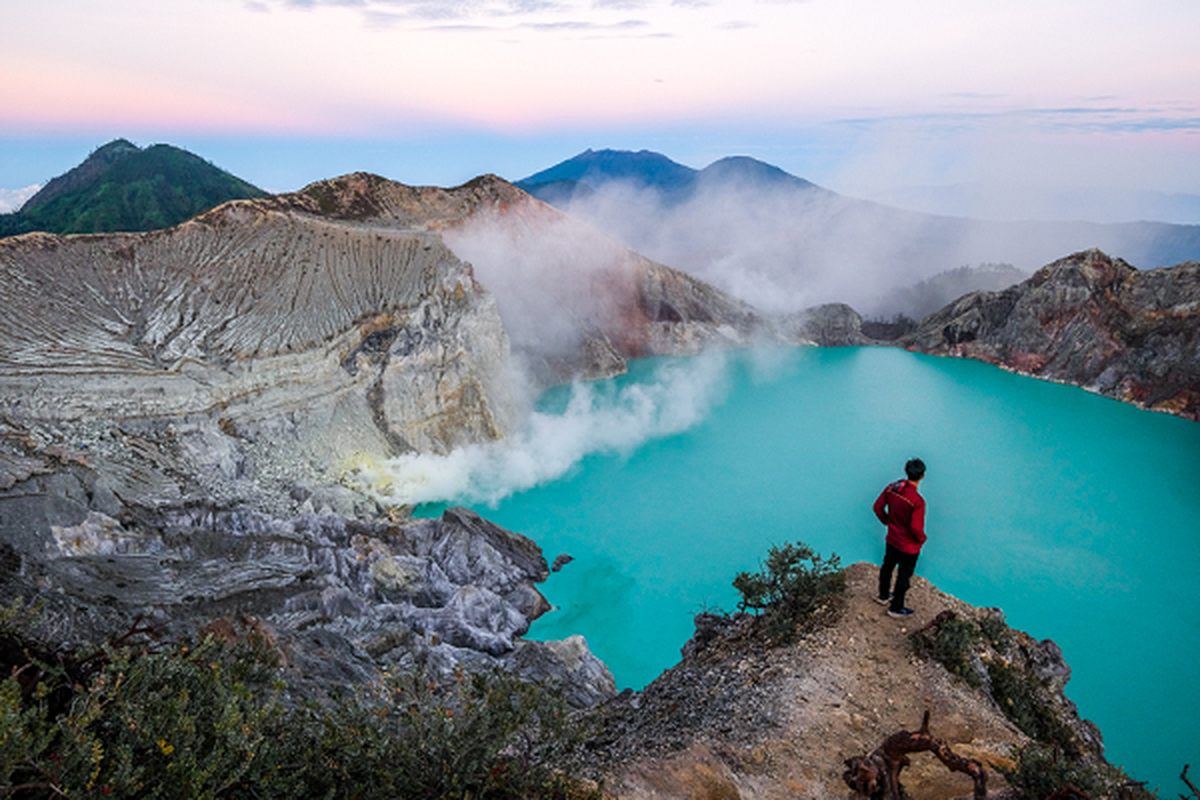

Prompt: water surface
xmin=418 ymin=347 xmax=1199 ymax=792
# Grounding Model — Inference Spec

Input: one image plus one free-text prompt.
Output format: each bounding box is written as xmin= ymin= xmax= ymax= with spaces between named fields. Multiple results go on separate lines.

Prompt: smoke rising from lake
xmin=349 ymin=352 xmax=731 ymax=506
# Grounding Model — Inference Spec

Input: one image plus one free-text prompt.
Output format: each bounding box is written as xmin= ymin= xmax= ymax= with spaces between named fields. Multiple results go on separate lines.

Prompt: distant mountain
xmin=0 ymin=139 xmax=267 ymax=237
xmin=518 ymin=148 xmax=696 ymax=201
xmin=880 ymin=263 xmax=1029 ymax=322
xmin=518 ymin=149 xmax=1200 ymax=317
xmin=517 ymin=148 xmax=817 ymax=206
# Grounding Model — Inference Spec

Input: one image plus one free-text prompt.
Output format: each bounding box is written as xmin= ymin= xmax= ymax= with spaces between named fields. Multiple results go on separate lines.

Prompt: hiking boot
xmin=887 ymin=607 xmax=914 ymax=618
xmin=874 ymin=594 xmax=892 ymax=606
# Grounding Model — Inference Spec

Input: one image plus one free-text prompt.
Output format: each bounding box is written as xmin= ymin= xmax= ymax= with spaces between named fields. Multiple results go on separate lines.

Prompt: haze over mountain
xmin=867 ymin=181 xmax=1200 ymax=226
xmin=0 ymin=139 xmax=266 ymax=238
xmin=518 ymin=149 xmax=1200 ymax=318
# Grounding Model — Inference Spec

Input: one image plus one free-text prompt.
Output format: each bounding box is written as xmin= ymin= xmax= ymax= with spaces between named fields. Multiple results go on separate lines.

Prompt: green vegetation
xmin=915 ymin=613 xmax=1151 ymax=800
xmin=997 ymin=740 xmax=1153 ymax=800
xmin=977 ymin=614 xmax=1012 ymax=652
xmin=0 ymin=608 xmax=599 ymax=799
xmin=0 ymin=139 xmax=266 ymax=238
xmin=926 ymin=616 xmax=984 ymax=687
xmin=731 ymin=541 xmax=846 ymax=643
xmin=986 ymin=661 xmax=1075 ymax=748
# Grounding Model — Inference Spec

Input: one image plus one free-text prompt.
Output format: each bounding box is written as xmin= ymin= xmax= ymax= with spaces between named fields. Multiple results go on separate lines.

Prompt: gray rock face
xmin=270 ymin=172 xmax=788 ymax=386
xmin=3 ymin=498 xmax=614 ymax=706
xmin=900 ymin=249 xmax=1200 ymax=420
xmin=776 ymin=303 xmax=873 ymax=347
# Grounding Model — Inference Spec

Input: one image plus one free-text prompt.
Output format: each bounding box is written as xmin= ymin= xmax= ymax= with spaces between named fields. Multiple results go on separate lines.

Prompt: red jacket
xmin=874 ymin=479 xmax=926 ymax=555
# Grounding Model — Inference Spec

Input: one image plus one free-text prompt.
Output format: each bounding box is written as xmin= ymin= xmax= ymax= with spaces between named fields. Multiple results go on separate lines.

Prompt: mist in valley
xmin=519 ymin=153 xmax=1200 ymax=321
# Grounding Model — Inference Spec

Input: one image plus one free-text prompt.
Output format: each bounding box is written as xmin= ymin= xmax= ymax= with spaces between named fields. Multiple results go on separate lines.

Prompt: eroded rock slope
xmin=267 ymin=172 xmax=782 ymax=384
xmin=900 ymin=249 xmax=1200 ymax=420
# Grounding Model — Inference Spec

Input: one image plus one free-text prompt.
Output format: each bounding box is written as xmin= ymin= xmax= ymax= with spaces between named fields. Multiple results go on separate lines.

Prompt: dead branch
xmin=1182 ymin=764 xmax=1199 ymax=800
xmin=1046 ymin=786 xmax=1091 ymax=800
xmin=913 ymin=609 xmax=957 ymax=636
xmin=843 ymin=710 xmax=987 ymax=800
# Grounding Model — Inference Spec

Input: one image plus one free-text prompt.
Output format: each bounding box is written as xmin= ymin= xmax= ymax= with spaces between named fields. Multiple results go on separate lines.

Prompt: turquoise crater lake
xmin=414 ymin=346 xmax=1200 ymax=793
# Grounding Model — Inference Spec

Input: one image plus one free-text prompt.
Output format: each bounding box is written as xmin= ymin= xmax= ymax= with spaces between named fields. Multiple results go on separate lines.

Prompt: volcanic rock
xmin=3 ymin=497 xmax=614 ymax=705
xmin=900 ymin=249 xmax=1200 ymax=420
xmin=777 ymin=303 xmax=873 ymax=346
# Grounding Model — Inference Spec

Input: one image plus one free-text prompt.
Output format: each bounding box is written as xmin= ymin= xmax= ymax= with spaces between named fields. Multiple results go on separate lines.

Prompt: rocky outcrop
xmin=578 ymin=563 xmax=1121 ymax=800
xmin=777 ymin=303 xmax=874 ymax=346
xmin=900 ymin=249 xmax=1200 ymax=420
xmin=0 ymin=205 xmax=517 ymax=517
xmin=1 ymin=494 xmax=614 ymax=707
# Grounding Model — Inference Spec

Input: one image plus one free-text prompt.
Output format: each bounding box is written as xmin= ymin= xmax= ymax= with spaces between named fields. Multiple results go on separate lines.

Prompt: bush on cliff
xmin=0 ymin=607 xmax=599 ymax=799
xmin=731 ymin=541 xmax=846 ymax=643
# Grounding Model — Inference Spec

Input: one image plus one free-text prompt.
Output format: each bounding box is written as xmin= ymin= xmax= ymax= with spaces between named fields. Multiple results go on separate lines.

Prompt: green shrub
xmin=731 ymin=541 xmax=845 ymax=643
xmin=0 ymin=619 xmax=599 ymax=799
xmin=928 ymin=617 xmax=983 ymax=687
xmin=986 ymin=661 xmax=1074 ymax=749
xmin=255 ymin=668 xmax=597 ymax=799
xmin=996 ymin=741 xmax=1138 ymax=800
xmin=977 ymin=615 xmax=1012 ymax=653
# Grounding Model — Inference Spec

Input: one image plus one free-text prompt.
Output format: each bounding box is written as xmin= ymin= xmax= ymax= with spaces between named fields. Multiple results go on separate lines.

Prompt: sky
xmin=1 ymin=0 xmax=1199 ymax=206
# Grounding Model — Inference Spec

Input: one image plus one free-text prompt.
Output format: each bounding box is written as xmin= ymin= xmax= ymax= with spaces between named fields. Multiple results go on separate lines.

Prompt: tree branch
xmin=843 ymin=710 xmax=988 ymax=800
xmin=1181 ymin=764 xmax=1199 ymax=800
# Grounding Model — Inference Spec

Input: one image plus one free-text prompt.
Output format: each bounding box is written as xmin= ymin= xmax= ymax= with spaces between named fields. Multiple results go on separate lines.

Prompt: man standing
xmin=874 ymin=458 xmax=927 ymax=618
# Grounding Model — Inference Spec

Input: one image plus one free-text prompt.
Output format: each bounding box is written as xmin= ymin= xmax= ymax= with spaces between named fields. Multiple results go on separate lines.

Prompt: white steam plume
xmin=348 ymin=351 xmax=731 ymax=507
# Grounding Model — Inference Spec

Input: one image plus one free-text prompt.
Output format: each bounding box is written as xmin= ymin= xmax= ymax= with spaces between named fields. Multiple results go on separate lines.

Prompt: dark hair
xmin=905 ymin=458 xmax=926 ymax=481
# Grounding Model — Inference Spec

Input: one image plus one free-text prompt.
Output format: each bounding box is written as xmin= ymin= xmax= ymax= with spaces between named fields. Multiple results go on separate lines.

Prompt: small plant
xmin=928 ymin=617 xmax=983 ymax=687
xmin=978 ymin=614 xmax=1012 ymax=653
xmin=731 ymin=541 xmax=845 ymax=643
xmin=986 ymin=661 xmax=1075 ymax=749
xmin=995 ymin=741 xmax=1148 ymax=800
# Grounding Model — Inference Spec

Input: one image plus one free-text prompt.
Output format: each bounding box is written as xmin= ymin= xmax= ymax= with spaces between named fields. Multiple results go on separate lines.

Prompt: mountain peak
xmin=698 ymin=155 xmax=816 ymax=191
xmin=517 ymin=149 xmax=696 ymax=194
xmin=1 ymin=139 xmax=265 ymax=237
xmin=21 ymin=139 xmax=143 ymax=211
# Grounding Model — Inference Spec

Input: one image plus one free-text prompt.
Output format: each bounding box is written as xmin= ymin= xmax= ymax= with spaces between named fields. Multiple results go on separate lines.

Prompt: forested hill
xmin=0 ymin=139 xmax=266 ymax=237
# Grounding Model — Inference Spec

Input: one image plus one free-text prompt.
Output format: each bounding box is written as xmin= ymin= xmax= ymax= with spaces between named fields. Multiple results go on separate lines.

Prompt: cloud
xmin=592 ymin=0 xmax=649 ymax=9
xmin=524 ymin=18 xmax=648 ymax=31
xmin=0 ymin=185 xmax=40 ymax=214
xmin=275 ymin=0 xmax=570 ymax=20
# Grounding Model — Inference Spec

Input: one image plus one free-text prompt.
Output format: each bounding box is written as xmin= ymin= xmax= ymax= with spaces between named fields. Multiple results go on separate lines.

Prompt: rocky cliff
xmin=578 ymin=563 xmax=1131 ymax=800
xmin=899 ymin=249 xmax=1200 ymax=421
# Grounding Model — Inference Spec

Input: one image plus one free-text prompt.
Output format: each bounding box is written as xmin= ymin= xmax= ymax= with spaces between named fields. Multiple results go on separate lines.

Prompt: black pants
xmin=878 ymin=543 xmax=919 ymax=612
